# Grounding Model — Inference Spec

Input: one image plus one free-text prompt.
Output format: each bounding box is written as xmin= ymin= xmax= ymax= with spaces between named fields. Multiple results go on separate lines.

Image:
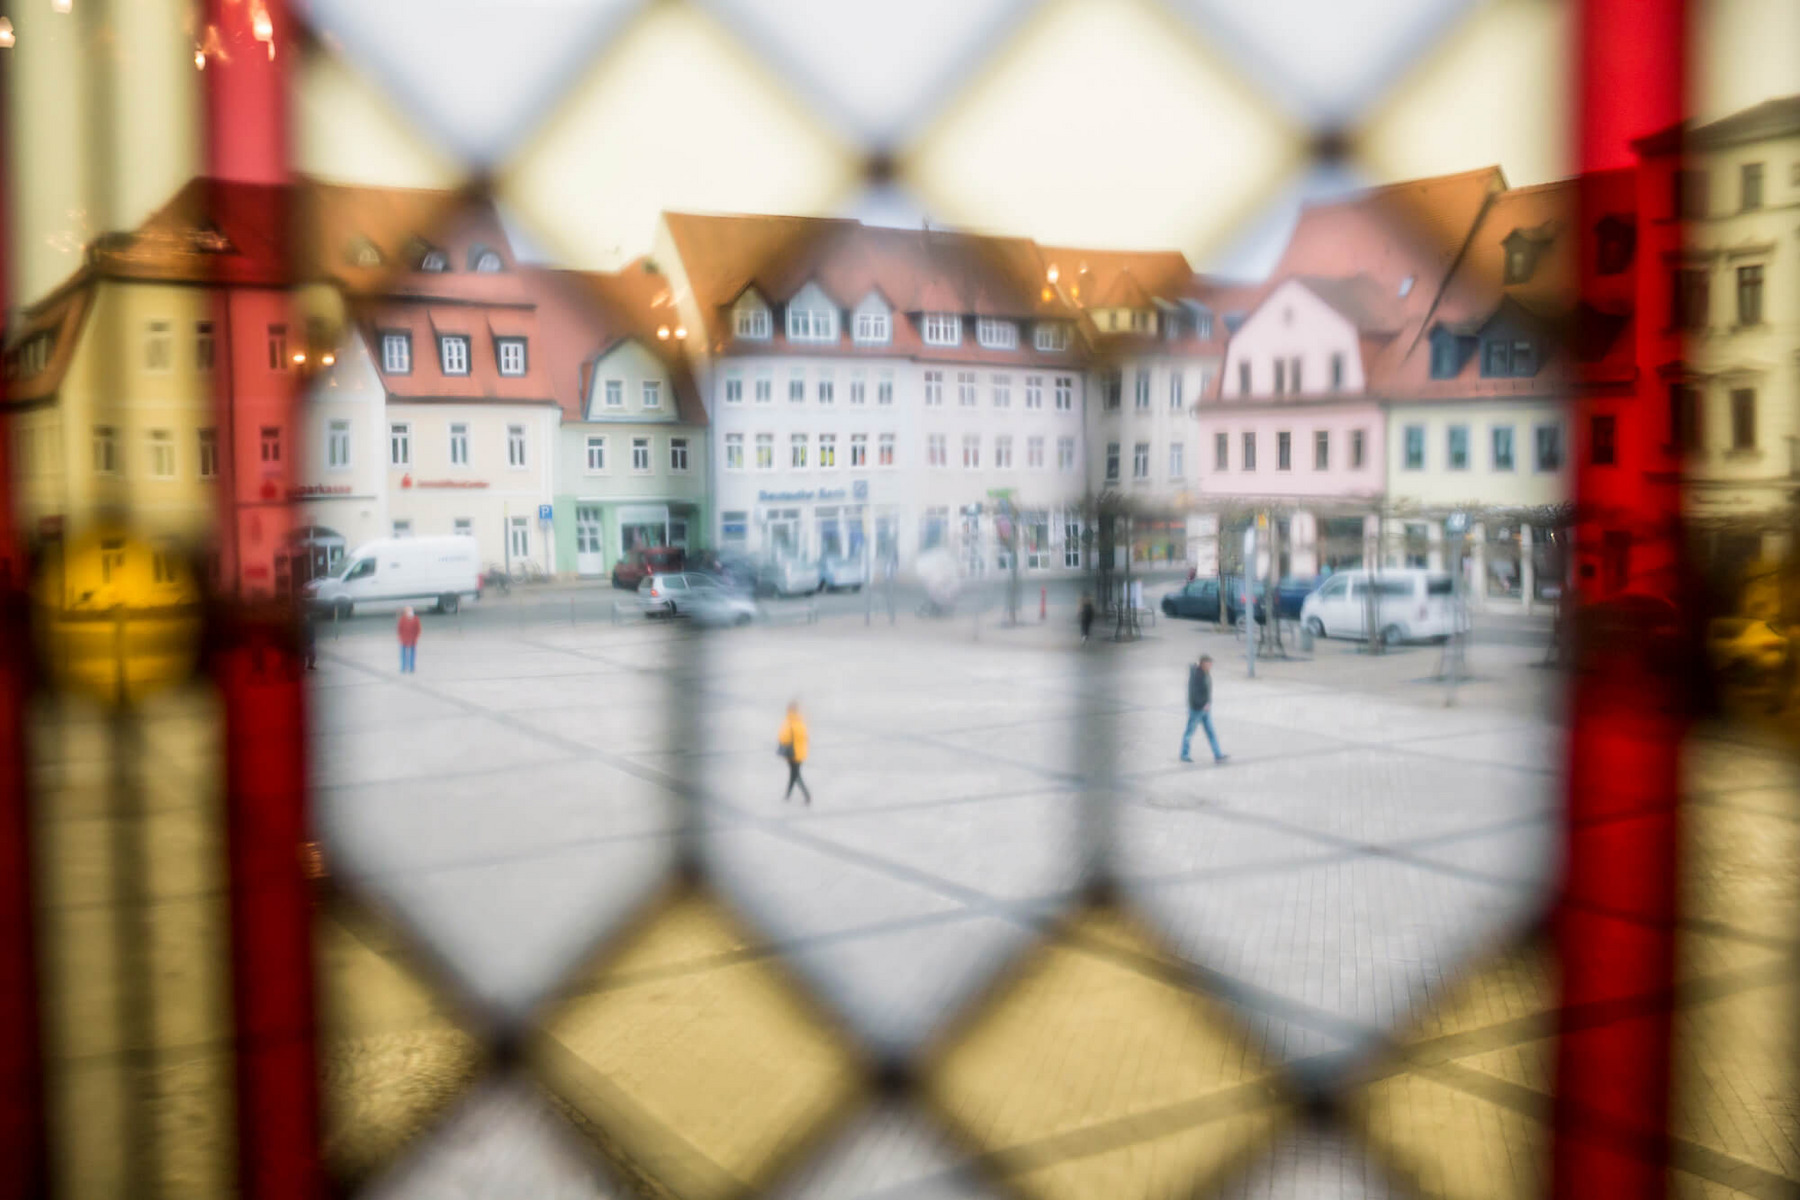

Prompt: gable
xmin=786 ymin=280 xmax=839 ymax=314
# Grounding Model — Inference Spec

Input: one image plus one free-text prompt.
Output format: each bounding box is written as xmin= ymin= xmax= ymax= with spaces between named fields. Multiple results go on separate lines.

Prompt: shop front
xmin=559 ymin=499 xmax=702 ymax=577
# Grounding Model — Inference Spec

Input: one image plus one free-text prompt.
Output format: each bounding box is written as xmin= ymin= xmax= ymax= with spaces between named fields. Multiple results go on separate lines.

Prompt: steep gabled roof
xmin=3 ymin=286 xmax=91 ymax=404
xmin=1634 ymin=93 xmax=1800 ymax=154
xmin=555 ymin=262 xmax=706 ymax=426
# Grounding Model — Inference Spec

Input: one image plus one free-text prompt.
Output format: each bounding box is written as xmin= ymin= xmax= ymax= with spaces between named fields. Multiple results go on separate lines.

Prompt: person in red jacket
xmin=397 ymin=606 xmax=421 ymax=674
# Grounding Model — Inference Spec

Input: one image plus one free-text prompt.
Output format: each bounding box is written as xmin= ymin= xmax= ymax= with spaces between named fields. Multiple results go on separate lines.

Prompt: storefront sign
xmin=287 ymin=484 xmax=352 ymax=498
xmin=414 ymin=480 xmax=491 ymax=489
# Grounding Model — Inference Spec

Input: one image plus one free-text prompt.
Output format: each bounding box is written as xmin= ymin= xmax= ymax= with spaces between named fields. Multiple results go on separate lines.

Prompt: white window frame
xmin=1034 ymin=323 xmax=1068 ymax=352
xmin=93 ymin=426 xmax=119 ymax=475
xmin=957 ymin=372 xmax=977 ymax=407
xmin=877 ymin=372 xmax=894 ymax=405
xmin=586 ymin=435 xmax=607 ymax=472
xmin=994 ymin=435 xmax=1013 ymax=469
xmin=754 ymin=376 xmax=773 ymax=404
xmin=148 ymin=429 xmax=175 ymax=478
xmin=1132 ymin=441 xmax=1149 ymax=480
xmin=977 ymin=318 xmax=1017 ymax=349
xmin=755 ymin=433 xmax=775 ymax=470
xmin=497 ymin=337 xmax=527 ymax=377
xmin=818 ymin=433 xmax=837 ymax=469
xmin=440 ymin=335 xmax=470 ymax=376
xmin=849 ymin=433 xmax=868 ymax=467
xmin=924 ymin=370 xmax=944 ymax=406
xmin=642 ymin=380 xmax=662 ymax=409
xmin=790 ymin=433 xmax=809 ymax=469
xmin=670 ymin=437 xmax=689 ymax=472
xmin=878 ymin=433 xmax=896 ymax=467
xmin=724 ymin=375 xmax=743 ymax=404
xmin=786 ymin=305 xmax=838 ymax=343
xmin=389 ymin=422 xmax=411 ymax=467
xmin=381 ymin=331 xmax=411 ymax=374
xmin=962 ymin=434 xmax=980 ymax=470
xmin=789 ymin=372 xmax=805 ymax=404
xmin=449 ymin=423 xmax=470 ymax=466
xmin=1025 ymin=376 xmax=1043 ymax=409
xmin=1134 ymin=370 xmax=1151 ymax=409
xmin=817 ymin=373 xmax=834 ymax=405
xmin=849 ymin=373 xmax=866 ymax=405
xmin=724 ymin=433 xmax=743 ymax=471
xmin=1027 ymin=436 xmax=1045 ymax=468
xmin=604 ymin=379 xmax=624 ymax=408
xmin=992 ymin=374 xmax=1011 ymax=408
xmin=507 ymin=424 xmax=527 ymax=469
xmin=632 ymin=436 xmax=652 ymax=473
xmin=1058 ymin=436 xmax=1076 ymax=471
xmin=1055 ymin=376 xmax=1074 ymax=410
xmin=327 ymin=419 xmax=352 ymax=470
xmin=927 ymin=433 xmax=947 ymax=467
xmin=734 ymin=296 xmax=772 ymax=340
xmin=853 ymin=310 xmax=890 ymax=345
xmin=1169 ymin=372 xmax=1184 ymax=410
xmin=923 ymin=313 xmax=961 ymax=346
xmin=1169 ymin=442 xmax=1185 ymax=479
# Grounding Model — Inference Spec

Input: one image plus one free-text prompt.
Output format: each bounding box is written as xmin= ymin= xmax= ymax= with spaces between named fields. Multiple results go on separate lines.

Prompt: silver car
xmin=637 ymin=572 xmax=756 ymax=625
xmin=819 ymin=554 xmax=867 ymax=592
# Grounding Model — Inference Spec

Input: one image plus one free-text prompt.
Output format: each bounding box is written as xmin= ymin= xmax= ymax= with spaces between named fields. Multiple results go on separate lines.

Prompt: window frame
xmin=381 ymin=331 xmax=412 ymax=375
xmin=922 ymin=312 xmax=962 ymax=346
xmin=147 ymin=429 xmax=175 ymax=479
xmin=439 ymin=334 xmax=471 ymax=377
xmin=449 ymin=423 xmax=470 ymax=466
xmin=1403 ymin=424 xmax=1426 ymax=470
xmin=670 ymin=437 xmax=690 ymax=473
xmin=197 ymin=428 xmax=218 ymax=479
xmin=326 ymin=419 xmax=352 ymax=470
xmin=586 ymin=434 xmax=608 ymax=473
xmin=389 ymin=422 xmax=412 ymax=468
xmin=976 ymin=318 xmax=1017 ymax=350
xmin=1131 ymin=441 xmax=1149 ymax=480
xmin=496 ymin=337 xmax=527 ymax=377
xmin=633 ymin=436 xmax=653 ymax=473
xmin=506 ymin=423 xmax=528 ymax=470
xmin=1034 ymin=323 xmax=1068 ymax=352
xmin=1447 ymin=424 xmax=1470 ymax=470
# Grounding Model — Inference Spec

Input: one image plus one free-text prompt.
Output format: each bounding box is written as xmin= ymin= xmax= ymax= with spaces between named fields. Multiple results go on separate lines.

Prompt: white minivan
xmin=304 ymin=536 xmax=482 ymax=617
xmin=1299 ymin=568 xmax=1466 ymax=643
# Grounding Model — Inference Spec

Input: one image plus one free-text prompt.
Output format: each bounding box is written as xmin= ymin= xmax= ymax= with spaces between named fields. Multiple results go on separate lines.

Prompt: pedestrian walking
xmin=1078 ymin=594 xmax=1095 ymax=643
xmin=1180 ymin=654 xmax=1227 ymax=764
xmin=778 ymin=700 xmax=812 ymax=804
xmin=397 ymin=605 xmax=421 ymax=674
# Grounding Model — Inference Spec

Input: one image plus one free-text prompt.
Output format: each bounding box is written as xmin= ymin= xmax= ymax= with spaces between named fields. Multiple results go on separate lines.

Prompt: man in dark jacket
xmin=1180 ymin=654 xmax=1227 ymax=763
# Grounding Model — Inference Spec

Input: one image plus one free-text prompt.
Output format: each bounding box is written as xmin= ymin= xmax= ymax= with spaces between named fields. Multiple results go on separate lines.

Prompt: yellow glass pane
xmin=531 ymin=889 xmax=866 ymax=1199
xmin=496 ymin=2 xmax=860 ymax=271
xmin=927 ymin=905 xmax=1289 ymax=1200
xmin=902 ymin=0 xmax=1302 ymax=260
xmin=1353 ymin=0 xmax=1571 ymax=187
xmin=316 ymin=903 xmax=487 ymax=1188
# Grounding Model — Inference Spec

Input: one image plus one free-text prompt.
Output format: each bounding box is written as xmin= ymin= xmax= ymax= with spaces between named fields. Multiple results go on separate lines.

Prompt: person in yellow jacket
xmin=778 ymin=701 xmax=812 ymax=805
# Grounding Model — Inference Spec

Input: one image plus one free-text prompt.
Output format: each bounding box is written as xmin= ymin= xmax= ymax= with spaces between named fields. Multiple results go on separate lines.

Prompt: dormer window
xmin=439 ymin=335 xmax=470 ymax=375
xmin=852 ymin=294 xmax=891 ymax=345
xmin=1194 ymin=311 xmax=1213 ymax=339
xmin=349 ymin=238 xmax=383 ymax=268
xmin=473 ymin=249 xmax=504 ymax=273
xmin=786 ymin=306 xmax=837 ymax=342
xmin=419 ymin=249 xmax=448 ymax=272
xmin=1480 ymin=338 xmax=1537 ymax=378
xmin=1033 ymin=323 xmax=1068 ymax=352
xmin=976 ymin=318 xmax=1017 ymax=349
xmin=922 ymin=313 xmax=961 ymax=346
xmin=1429 ymin=326 xmax=1472 ymax=379
xmin=1130 ymin=310 xmax=1151 ymax=333
xmin=734 ymin=293 xmax=772 ymax=340
xmin=785 ymin=283 xmax=839 ymax=342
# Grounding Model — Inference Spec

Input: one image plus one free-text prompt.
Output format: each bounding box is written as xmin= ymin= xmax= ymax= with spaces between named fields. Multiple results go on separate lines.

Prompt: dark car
xmin=1265 ymin=576 xmax=1324 ymax=621
xmin=612 ymin=546 xmax=685 ymax=590
xmin=1161 ymin=576 xmax=1245 ymax=623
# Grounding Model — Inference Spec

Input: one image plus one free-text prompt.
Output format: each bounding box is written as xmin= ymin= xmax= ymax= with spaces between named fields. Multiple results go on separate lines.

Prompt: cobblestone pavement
xmin=298 ymin=607 xmax=1797 ymax=1198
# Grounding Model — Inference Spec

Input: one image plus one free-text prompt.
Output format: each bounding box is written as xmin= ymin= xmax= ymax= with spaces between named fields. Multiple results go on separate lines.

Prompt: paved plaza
xmin=314 ymin=595 xmax=1577 ymax=1196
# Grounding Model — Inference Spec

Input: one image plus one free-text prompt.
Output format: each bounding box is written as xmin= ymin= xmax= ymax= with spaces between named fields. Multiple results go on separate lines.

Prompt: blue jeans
xmin=400 ymin=645 xmax=416 ymax=673
xmin=1181 ymin=708 xmax=1222 ymax=760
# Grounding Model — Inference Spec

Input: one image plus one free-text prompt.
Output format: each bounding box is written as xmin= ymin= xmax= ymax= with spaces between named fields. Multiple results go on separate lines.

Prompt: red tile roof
xmin=659 ymin=212 xmax=1086 ymax=368
xmin=528 ymin=261 xmax=707 ymax=426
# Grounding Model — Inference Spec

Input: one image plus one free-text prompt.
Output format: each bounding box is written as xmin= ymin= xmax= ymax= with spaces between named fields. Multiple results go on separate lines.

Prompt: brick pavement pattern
xmin=291 ymin=606 xmax=1798 ymax=1197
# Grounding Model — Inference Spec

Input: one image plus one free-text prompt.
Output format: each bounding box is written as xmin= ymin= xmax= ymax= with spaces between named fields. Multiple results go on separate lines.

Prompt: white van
xmin=304 ymin=536 xmax=481 ymax=617
xmin=1299 ymin=568 xmax=1467 ymax=643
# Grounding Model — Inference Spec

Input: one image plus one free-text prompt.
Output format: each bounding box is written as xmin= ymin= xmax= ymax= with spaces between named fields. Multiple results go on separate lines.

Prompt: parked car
xmin=637 ymin=571 xmax=755 ymax=624
xmin=758 ymin=556 xmax=823 ymax=598
xmin=1299 ymin=568 xmax=1465 ymax=643
xmin=691 ymin=550 xmax=759 ymax=593
xmin=1706 ymin=616 xmax=1789 ymax=683
xmin=819 ymin=554 xmax=867 ymax=592
xmin=1265 ymin=576 xmax=1324 ymax=621
xmin=304 ymin=535 xmax=481 ymax=617
xmin=1161 ymin=576 xmax=1244 ymax=623
xmin=613 ymin=546 xmax=685 ymax=590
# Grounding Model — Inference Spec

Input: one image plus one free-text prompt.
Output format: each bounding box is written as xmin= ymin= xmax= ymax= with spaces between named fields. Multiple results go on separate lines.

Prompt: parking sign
xmin=537 ymin=504 xmax=553 ymax=521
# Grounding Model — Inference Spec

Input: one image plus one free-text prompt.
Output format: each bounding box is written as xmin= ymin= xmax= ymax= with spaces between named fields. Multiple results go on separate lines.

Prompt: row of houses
xmin=7 ymin=94 xmax=1797 ymax=612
